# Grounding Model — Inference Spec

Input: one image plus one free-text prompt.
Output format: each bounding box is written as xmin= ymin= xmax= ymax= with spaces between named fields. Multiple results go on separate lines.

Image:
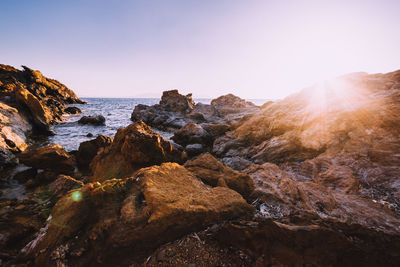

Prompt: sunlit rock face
xmin=23 ymin=163 xmax=253 ymax=266
xmin=214 ymin=71 xmax=400 ymax=198
xmin=90 ymin=120 xmax=185 ymax=180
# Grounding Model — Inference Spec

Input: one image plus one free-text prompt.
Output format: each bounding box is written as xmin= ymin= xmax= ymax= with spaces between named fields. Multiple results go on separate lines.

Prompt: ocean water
xmin=49 ymin=97 xmax=267 ymax=152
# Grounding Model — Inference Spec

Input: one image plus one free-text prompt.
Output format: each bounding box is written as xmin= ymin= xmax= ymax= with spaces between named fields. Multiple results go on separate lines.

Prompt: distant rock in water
xmin=131 ymin=89 xmax=259 ymax=131
xmin=78 ymin=114 xmax=105 ymax=125
xmin=0 ymin=64 xmax=84 ymax=165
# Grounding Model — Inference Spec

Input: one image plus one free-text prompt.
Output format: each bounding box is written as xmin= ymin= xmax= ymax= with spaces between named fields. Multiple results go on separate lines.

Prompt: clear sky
xmin=1 ymin=0 xmax=399 ymax=99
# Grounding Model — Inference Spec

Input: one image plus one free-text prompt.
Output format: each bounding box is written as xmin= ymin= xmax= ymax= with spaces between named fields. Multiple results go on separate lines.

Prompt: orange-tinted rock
xmin=18 ymin=144 xmax=75 ymax=173
xmin=172 ymin=122 xmax=211 ymax=147
xmin=184 ymin=153 xmax=254 ymax=199
xmin=315 ymin=165 xmax=359 ymax=193
xmin=24 ymin=163 xmax=252 ymax=266
xmin=160 ymin=89 xmax=194 ymax=113
xmin=76 ymin=135 xmax=113 ymax=172
xmin=90 ymin=121 xmax=184 ymax=180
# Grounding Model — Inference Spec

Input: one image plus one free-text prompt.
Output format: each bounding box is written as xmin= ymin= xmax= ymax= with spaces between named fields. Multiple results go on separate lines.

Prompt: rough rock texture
xmin=214 ymin=71 xmax=400 ymax=202
xmin=184 ymin=153 xmax=254 ymax=199
xmin=23 ymin=163 xmax=253 ymax=266
xmin=90 ymin=121 xmax=185 ymax=180
xmin=171 ymin=122 xmax=211 ymax=147
xmin=18 ymin=144 xmax=75 ymax=174
xmin=159 ymin=89 xmax=194 ymax=113
xmin=78 ymin=114 xmax=105 ymax=126
xmin=0 ymin=102 xmax=31 ymax=166
xmin=76 ymin=135 xmax=113 ymax=172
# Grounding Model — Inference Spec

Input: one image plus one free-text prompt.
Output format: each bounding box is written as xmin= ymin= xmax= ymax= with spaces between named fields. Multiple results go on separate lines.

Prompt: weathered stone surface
xmin=24 ymin=163 xmax=253 ymax=266
xmin=185 ymin=143 xmax=204 ymax=156
xmin=203 ymin=123 xmax=231 ymax=138
xmin=48 ymin=175 xmax=83 ymax=197
xmin=15 ymin=85 xmax=52 ymax=133
xmin=90 ymin=121 xmax=185 ymax=180
xmin=185 ymin=153 xmax=254 ymax=199
xmin=172 ymin=123 xmax=211 ymax=147
xmin=18 ymin=144 xmax=75 ymax=173
xmin=78 ymin=114 xmax=105 ymax=126
xmin=160 ymin=89 xmax=194 ymax=113
xmin=76 ymin=135 xmax=113 ymax=172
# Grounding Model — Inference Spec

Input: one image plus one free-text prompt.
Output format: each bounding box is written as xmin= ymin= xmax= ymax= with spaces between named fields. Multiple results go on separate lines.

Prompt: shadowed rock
xmin=78 ymin=115 xmax=105 ymax=126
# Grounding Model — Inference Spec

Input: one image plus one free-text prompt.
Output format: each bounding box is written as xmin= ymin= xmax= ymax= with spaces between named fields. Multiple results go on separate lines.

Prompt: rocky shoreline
xmin=1 ymin=64 xmax=400 ymax=266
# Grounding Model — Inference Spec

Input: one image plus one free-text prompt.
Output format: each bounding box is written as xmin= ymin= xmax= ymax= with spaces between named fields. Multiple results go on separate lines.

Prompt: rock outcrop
xmin=76 ymin=135 xmax=113 ymax=172
xmin=131 ymin=90 xmax=259 ymax=131
xmin=23 ymin=163 xmax=252 ymax=266
xmin=90 ymin=121 xmax=185 ymax=180
xmin=18 ymin=144 xmax=75 ymax=174
xmin=184 ymin=153 xmax=254 ymax=199
xmin=0 ymin=64 xmax=84 ymax=169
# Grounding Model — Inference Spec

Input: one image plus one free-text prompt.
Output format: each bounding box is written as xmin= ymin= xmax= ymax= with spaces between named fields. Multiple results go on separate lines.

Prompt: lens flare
xmin=71 ymin=190 xmax=82 ymax=202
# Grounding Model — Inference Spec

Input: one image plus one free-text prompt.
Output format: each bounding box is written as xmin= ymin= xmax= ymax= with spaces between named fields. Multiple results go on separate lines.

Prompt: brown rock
xmin=315 ymin=165 xmax=359 ymax=193
xmin=18 ymin=144 xmax=75 ymax=173
xmin=25 ymin=163 xmax=253 ymax=266
xmin=160 ymin=90 xmax=194 ymax=113
xmin=48 ymin=175 xmax=84 ymax=197
xmin=90 ymin=121 xmax=184 ymax=180
xmin=203 ymin=123 xmax=231 ymax=138
xmin=172 ymin=123 xmax=211 ymax=147
xmin=14 ymin=85 xmax=52 ymax=133
xmin=76 ymin=135 xmax=113 ymax=172
xmin=185 ymin=153 xmax=254 ymax=199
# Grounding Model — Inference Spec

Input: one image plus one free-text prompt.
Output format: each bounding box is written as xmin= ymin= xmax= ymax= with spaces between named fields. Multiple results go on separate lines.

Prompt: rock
xmin=203 ymin=123 xmax=231 ymax=138
xmin=86 ymin=133 xmax=93 ymax=137
xmin=185 ymin=144 xmax=204 ymax=156
xmin=64 ymin=106 xmax=81 ymax=114
xmin=76 ymin=135 xmax=113 ymax=172
xmin=160 ymin=90 xmax=194 ymax=113
xmin=48 ymin=175 xmax=83 ymax=197
xmin=315 ymin=165 xmax=359 ymax=193
xmin=78 ymin=115 xmax=105 ymax=126
xmin=0 ymin=147 xmax=17 ymax=169
xmin=24 ymin=163 xmax=253 ymax=266
xmin=185 ymin=153 xmax=254 ymax=199
xmin=90 ymin=121 xmax=185 ymax=180
xmin=18 ymin=144 xmax=75 ymax=174
xmin=172 ymin=123 xmax=212 ymax=147
xmin=221 ymin=156 xmax=252 ymax=171
xmin=0 ymin=102 xmax=31 ymax=155
xmin=14 ymin=85 xmax=53 ymax=134
xmin=131 ymin=90 xmax=259 ymax=131
xmin=13 ymin=168 xmax=37 ymax=183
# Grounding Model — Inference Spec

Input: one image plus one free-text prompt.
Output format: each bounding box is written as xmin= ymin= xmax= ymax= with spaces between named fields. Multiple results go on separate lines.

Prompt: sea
xmin=48 ymin=98 xmax=268 ymax=152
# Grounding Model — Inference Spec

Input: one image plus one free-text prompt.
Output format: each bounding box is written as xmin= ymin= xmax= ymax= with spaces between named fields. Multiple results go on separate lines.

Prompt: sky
xmin=1 ymin=0 xmax=400 ymax=99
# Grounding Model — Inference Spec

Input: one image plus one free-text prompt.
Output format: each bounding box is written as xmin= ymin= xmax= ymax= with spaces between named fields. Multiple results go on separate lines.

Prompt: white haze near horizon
xmin=1 ymin=0 xmax=400 ymax=100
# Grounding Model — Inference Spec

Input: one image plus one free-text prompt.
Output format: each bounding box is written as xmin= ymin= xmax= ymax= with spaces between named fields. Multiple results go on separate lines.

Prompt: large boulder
xmin=159 ymin=89 xmax=194 ymax=113
xmin=18 ymin=144 xmax=75 ymax=173
xmin=184 ymin=153 xmax=254 ymax=199
xmin=90 ymin=121 xmax=185 ymax=180
xmin=23 ymin=163 xmax=253 ymax=266
xmin=76 ymin=135 xmax=113 ymax=171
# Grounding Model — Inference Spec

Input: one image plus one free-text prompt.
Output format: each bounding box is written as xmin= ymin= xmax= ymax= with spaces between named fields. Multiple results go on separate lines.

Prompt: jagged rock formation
xmin=131 ymin=90 xmax=258 ymax=131
xmin=0 ymin=64 xmax=84 ymax=166
xmin=90 ymin=120 xmax=185 ymax=180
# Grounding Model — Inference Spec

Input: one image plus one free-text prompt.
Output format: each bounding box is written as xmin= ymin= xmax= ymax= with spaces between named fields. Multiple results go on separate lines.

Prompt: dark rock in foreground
xmin=76 ymin=135 xmax=113 ymax=172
